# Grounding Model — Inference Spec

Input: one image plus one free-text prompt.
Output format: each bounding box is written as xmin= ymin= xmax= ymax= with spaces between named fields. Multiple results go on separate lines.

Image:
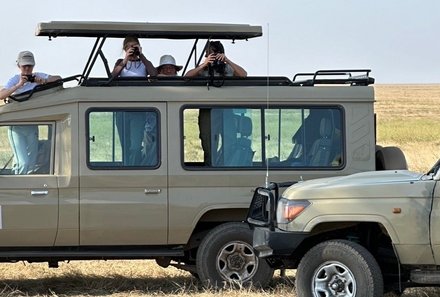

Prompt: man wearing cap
xmin=157 ymin=55 xmax=183 ymax=76
xmin=0 ymin=51 xmax=61 ymax=100
xmin=0 ymin=51 xmax=61 ymax=175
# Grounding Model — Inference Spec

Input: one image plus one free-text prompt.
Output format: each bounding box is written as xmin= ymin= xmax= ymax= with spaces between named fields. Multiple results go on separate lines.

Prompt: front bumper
xmin=253 ymin=226 xmax=310 ymax=258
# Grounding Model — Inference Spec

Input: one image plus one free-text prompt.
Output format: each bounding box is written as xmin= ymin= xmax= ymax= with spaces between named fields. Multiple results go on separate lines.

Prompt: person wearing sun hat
xmin=157 ymin=55 xmax=183 ymax=76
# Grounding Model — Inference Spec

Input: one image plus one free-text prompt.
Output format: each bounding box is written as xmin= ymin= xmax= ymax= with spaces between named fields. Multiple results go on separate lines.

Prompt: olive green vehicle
xmin=0 ymin=21 xmax=404 ymax=287
xmin=248 ymin=160 xmax=440 ymax=296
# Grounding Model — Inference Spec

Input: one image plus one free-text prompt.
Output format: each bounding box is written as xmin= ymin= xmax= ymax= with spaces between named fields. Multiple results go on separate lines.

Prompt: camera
xmin=131 ymin=47 xmax=140 ymax=56
xmin=25 ymin=74 xmax=36 ymax=83
xmin=209 ymin=58 xmax=226 ymax=74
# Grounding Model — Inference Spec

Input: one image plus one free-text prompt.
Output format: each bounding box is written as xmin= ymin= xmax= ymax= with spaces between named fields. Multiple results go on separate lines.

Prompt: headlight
xmin=276 ymin=198 xmax=310 ymax=224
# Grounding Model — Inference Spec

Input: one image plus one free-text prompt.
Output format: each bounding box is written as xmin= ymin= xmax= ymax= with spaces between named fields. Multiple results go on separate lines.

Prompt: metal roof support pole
xmin=197 ymin=39 xmax=211 ymax=68
xmin=98 ymin=49 xmax=111 ymax=78
xmin=82 ymin=37 xmax=107 ymax=82
xmin=81 ymin=37 xmax=101 ymax=84
xmin=182 ymin=39 xmax=199 ymax=75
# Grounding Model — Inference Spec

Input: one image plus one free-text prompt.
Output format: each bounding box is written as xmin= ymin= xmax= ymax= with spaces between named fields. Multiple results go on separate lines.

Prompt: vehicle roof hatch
xmin=35 ymin=21 xmax=263 ymax=40
xmin=35 ymin=21 xmax=262 ymax=83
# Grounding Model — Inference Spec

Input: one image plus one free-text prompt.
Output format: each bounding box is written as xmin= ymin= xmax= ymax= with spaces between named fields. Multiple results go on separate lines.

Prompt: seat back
xmin=223 ymin=115 xmax=254 ymax=166
xmin=308 ymin=117 xmax=334 ymax=166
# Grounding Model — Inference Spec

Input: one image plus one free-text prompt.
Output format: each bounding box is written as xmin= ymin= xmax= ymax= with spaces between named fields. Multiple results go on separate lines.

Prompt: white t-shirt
xmin=4 ymin=72 xmax=50 ymax=95
xmin=119 ymin=60 xmax=147 ymax=77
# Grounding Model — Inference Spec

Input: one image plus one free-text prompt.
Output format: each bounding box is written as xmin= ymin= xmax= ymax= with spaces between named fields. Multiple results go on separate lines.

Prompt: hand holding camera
xmin=207 ymin=53 xmax=226 ymax=74
xmin=130 ymin=45 xmax=141 ymax=57
xmin=23 ymin=74 xmax=36 ymax=83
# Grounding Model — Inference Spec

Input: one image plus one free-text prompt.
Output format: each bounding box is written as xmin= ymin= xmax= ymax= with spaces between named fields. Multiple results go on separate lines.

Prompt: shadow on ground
xmin=0 ymin=274 xmax=296 ymax=296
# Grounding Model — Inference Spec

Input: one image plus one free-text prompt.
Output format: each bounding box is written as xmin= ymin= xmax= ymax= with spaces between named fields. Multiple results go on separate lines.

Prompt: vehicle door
xmin=0 ymin=123 xmax=58 ymax=246
xmin=79 ymin=103 xmax=168 ymax=245
xmin=430 ymin=171 xmax=440 ymax=263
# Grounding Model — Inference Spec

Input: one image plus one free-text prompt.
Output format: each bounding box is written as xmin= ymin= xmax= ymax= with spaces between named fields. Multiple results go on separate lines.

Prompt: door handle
xmin=31 ymin=190 xmax=49 ymax=196
xmin=144 ymin=188 xmax=161 ymax=195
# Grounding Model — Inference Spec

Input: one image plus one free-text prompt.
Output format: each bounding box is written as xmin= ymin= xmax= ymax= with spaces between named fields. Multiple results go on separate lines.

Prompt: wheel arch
xmin=304 ymin=215 xmax=400 ymax=243
xmin=185 ymin=207 xmax=248 ymax=250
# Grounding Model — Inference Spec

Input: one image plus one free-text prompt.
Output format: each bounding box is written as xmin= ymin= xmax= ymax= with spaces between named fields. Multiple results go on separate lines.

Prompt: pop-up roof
xmin=36 ymin=21 xmax=262 ymax=39
xmin=35 ymin=21 xmax=262 ymax=82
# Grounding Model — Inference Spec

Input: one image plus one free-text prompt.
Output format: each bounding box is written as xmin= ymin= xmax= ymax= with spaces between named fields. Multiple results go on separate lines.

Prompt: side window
xmin=265 ymin=108 xmax=343 ymax=167
xmin=0 ymin=124 xmax=53 ymax=175
xmin=183 ymin=106 xmax=343 ymax=169
xmin=87 ymin=109 xmax=159 ymax=168
xmin=184 ymin=108 xmax=261 ymax=167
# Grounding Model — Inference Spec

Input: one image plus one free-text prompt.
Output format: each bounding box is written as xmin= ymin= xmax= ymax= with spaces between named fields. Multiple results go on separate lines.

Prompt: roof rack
xmin=81 ymin=76 xmax=294 ymax=87
xmin=292 ymin=69 xmax=374 ymax=86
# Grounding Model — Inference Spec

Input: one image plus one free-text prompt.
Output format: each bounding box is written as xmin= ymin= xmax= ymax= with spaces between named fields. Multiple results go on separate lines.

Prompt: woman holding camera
xmin=111 ymin=36 xmax=157 ymax=78
xmin=185 ymin=41 xmax=247 ymax=77
xmin=0 ymin=51 xmax=61 ymax=175
xmin=111 ymin=37 xmax=157 ymax=166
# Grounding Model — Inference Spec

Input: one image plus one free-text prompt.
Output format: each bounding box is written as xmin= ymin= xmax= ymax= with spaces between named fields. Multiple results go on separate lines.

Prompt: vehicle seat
xmin=308 ymin=117 xmax=334 ymax=166
xmin=33 ymin=139 xmax=51 ymax=174
xmin=224 ymin=115 xmax=254 ymax=166
xmin=284 ymin=137 xmax=304 ymax=165
xmin=141 ymin=112 xmax=158 ymax=166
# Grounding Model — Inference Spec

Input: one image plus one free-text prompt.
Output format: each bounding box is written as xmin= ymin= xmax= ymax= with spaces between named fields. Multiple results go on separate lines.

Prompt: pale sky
xmin=0 ymin=0 xmax=439 ymax=84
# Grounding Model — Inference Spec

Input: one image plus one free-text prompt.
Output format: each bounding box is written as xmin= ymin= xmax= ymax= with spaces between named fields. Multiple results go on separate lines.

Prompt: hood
xmin=282 ymin=170 xmax=426 ymax=200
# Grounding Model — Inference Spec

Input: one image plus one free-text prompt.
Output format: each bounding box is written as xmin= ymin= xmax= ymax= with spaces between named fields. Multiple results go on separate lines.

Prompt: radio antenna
xmin=265 ymin=23 xmax=270 ymax=188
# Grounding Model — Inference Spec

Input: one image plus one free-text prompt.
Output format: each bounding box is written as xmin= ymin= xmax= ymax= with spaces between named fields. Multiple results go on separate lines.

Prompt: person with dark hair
xmin=185 ymin=41 xmax=247 ymax=77
xmin=111 ymin=36 xmax=157 ymax=78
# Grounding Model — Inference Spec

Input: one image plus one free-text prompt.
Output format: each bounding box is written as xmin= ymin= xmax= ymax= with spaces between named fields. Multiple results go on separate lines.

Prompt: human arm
xmin=130 ymin=45 xmax=157 ymax=77
xmin=185 ymin=54 xmax=216 ymax=77
xmin=217 ymin=54 xmax=247 ymax=77
xmin=139 ymin=52 xmax=157 ymax=77
xmin=0 ymin=75 xmax=26 ymax=100
xmin=34 ymin=74 xmax=62 ymax=84
xmin=46 ymin=75 xmax=62 ymax=83
xmin=111 ymin=58 xmax=127 ymax=78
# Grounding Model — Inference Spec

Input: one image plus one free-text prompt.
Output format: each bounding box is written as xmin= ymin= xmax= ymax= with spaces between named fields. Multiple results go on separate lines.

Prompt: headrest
xmin=237 ymin=116 xmax=252 ymax=137
xmin=320 ymin=117 xmax=333 ymax=138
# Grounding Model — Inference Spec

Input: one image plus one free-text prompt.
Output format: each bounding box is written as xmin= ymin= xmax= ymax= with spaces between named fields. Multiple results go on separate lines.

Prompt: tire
xmin=196 ymin=222 xmax=274 ymax=288
xmin=376 ymin=146 xmax=407 ymax=170
xmin=296 ymin=240 xmax=383 ymax=297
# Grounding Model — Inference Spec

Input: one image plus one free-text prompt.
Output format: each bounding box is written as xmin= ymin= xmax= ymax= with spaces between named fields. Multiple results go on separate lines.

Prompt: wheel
xmin=296 ymin=240 xmax=383 ymax=297
xmin=376 ymin=146 xmax=407 ymax=170
xmin=196 ymin=222 xmax=274 ymax=288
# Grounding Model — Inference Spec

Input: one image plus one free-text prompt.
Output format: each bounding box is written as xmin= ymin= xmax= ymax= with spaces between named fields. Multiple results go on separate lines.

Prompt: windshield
xmin=427 ymin=158 xmax=440 ymax=176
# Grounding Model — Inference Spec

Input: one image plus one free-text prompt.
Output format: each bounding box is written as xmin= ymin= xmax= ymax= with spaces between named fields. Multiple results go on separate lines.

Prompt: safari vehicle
xmin=247 ymin=160 xmax=440 ymax=296
xmin=0 ymin=21 xmax=403 ymax=287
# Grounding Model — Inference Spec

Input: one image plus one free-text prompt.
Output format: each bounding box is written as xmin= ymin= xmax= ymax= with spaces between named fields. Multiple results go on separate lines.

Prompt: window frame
xmin=0 ymin=121 xmax=56 ymax=175
xmin=180 ymin=104 xmax=345 ymax=171
xmin=86 ymin=107 xmax=161 ymax=170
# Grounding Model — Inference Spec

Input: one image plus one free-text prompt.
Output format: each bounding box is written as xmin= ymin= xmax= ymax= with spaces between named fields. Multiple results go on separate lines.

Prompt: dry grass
xmin=0 ymin=260 xmax=439 ymax=296
xmin=375 ymin=84 xmax=440 ymax=172
xmin=1 ymin=84 xmax=440 ymax=296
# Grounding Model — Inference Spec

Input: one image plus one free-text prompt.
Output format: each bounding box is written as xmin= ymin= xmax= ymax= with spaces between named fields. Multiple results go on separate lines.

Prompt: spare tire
xmin=376 ymin=146 xmax=407 ymax=170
